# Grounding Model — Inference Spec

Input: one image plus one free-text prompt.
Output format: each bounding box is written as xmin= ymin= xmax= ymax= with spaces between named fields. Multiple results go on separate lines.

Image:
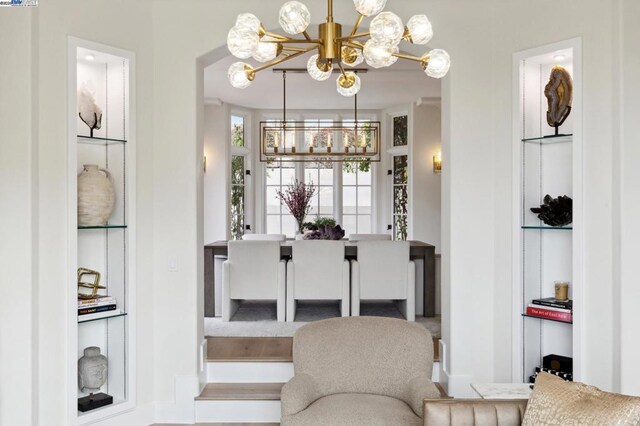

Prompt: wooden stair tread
xmin=196 ymin=383 xmax=284 ymax=401
xmin=207 ymin=336 xmax=440 ymax=362
xmin=207 ymin=337 xmax=293 ymax=362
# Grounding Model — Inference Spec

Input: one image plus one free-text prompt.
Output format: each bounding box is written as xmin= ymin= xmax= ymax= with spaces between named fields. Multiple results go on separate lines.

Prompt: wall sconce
xmin=433 ymin=151 xmax=442 ymax=174
xmin=203 ymin=155 xmax=207 ymax=173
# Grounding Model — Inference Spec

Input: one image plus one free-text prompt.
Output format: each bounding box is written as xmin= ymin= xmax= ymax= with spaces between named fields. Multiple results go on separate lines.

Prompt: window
xmin=230 ymin=114 xmax=248 ymax=240
xmin=342 ymin=161 xmax=372 ymax=234
xmin=393 ymin=155 xmax=408 ymax=240
xmin=265 ymin=160 xmax=297 ymax=236
xmin=393 ymin=115 xmax=408 ymax=146
xmin=305 ymin=162 xmax=334 ymax=219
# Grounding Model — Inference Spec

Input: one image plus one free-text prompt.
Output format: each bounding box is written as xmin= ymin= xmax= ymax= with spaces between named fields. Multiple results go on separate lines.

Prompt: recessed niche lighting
xmin=85 ymin=54 xmax=95 ymax=61
xmin=553 ymin=54 xmax=566 ymax=61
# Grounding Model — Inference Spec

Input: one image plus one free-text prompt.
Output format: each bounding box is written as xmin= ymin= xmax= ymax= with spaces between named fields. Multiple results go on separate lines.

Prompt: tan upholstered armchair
xmin=281 ymin=317 xmax=440 ymax=425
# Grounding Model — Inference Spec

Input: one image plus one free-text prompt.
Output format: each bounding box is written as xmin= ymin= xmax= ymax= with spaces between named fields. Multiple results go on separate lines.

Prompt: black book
xmin=532 ymin=297 xmax=572 ymax=310
xmin=78 ymin=304 xmax=117 ymax=316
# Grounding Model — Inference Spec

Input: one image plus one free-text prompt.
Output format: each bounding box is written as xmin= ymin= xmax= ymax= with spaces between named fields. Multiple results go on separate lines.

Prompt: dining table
xmin=204 ymin=239 xmax=437 ymax=318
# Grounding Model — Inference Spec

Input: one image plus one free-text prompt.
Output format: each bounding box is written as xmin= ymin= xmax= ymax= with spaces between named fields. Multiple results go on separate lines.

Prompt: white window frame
xmin=228 ymin=108 xmax=252 ymax=239
xmin=385 ymin=108 xmax=413 ymax=240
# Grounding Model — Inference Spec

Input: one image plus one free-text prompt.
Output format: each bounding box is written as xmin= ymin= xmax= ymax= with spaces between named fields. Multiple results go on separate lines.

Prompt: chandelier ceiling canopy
xmin=226 ymin=0 xmax=451 ymax=97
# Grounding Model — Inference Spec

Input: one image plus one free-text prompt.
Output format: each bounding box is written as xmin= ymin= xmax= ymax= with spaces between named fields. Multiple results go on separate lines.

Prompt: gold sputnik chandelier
xmin=227 ymin=0 xmax=451 ymax=97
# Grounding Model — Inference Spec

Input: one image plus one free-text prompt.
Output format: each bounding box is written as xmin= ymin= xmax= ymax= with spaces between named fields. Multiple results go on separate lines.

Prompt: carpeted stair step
xmin=196 ymin=383 xmax=284 ymax=401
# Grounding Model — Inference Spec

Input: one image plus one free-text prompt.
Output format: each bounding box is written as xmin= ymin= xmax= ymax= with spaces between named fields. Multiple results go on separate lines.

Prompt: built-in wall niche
xmin=514 ymin=41 xmax=582 ymax=384
xmin=70 ymin=40 xmax=135 ymax=424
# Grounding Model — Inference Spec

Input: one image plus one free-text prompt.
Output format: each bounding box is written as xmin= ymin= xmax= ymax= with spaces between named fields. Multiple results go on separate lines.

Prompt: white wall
xmin=2 ymin=0 xmax=640 ymax=423
xmin=0 ymin=9 xmax=36 ymax=425
xmin=203 ymin=103 xmax=228 ymax=244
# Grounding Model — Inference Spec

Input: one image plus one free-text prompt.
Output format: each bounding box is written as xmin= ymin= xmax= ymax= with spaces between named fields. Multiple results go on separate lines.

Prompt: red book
xmin=526 ymin=305 xmax=572 ymax=323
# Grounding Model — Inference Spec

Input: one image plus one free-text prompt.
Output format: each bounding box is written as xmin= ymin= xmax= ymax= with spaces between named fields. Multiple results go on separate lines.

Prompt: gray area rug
xmin=205 ymin=301 xmax=441 ymax=338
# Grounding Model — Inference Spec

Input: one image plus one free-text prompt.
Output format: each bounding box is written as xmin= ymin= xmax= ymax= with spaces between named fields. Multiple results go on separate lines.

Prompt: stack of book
xmin=78 ymin=296 xmax=120 ymax=321
xmin=526 ymin=297 xmax=572 ymax=323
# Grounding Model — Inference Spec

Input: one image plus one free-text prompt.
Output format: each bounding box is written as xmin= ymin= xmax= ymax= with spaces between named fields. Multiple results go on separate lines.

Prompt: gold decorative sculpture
xmin=77 ymin=268 xmax=106 ymax=299
xmin=544 ymin=65 xmax=573 ymax=135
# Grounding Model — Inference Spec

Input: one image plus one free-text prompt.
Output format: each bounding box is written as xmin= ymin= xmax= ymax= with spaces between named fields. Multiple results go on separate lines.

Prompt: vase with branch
xmin=276 ymin=180 xmax=316 ymax=236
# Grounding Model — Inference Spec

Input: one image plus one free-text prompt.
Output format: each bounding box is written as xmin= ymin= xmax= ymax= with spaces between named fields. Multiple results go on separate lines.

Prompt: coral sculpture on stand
xmin=530 ymin=194 xmax=572 ymax=227
xmin=78 ymin=81 xmax=103 ymax=137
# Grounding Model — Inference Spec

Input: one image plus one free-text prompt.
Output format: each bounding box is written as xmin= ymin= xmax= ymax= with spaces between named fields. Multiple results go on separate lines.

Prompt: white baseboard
xmin=431 ymin=362 xmax=440 ymax=383
xmin=154 ymin=375 xmax=200 ymax=424
xmin=446 ymin=373 xmax=475 ymax=398
xmin=207 ymin=361 xmax=294 ymax=383
xmin=89 ymin=403 xmax=154 ymax=426
xmin=195 ymin=400 xmax=281 ymax=423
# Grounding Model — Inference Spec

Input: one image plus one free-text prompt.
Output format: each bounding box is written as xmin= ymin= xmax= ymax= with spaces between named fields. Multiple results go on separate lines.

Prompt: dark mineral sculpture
xmin=303 ymin=224 xmax=345 ymax=240
xmin=530 ymin=195 xmax=572 ymax=227
xmin=544 ymin=65 xmax=573 ymax=135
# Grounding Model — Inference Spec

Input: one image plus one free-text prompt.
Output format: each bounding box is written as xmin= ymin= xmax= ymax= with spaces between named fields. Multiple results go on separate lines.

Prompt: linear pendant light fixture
xmin=259 ymin=68 xmax=381 ymax=163
xmin=227 ymin=0 xmax=451 ymax=97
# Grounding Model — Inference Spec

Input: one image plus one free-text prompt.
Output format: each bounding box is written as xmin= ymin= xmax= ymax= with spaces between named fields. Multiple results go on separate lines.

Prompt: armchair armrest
xmin=402 ymin=375 xmax=440 ymax=417
xmin=281 ymin=373 xmax=323 ymax=416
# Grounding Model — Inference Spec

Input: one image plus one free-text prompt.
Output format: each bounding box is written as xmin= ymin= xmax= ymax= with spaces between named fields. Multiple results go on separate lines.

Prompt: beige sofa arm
xmin=423 ymin=399 xmax=528 ymax=425
xmin=281 ymin=373 xmax=323 ymax=417
xmin=402 ymin=376 xmax=441 ymax=417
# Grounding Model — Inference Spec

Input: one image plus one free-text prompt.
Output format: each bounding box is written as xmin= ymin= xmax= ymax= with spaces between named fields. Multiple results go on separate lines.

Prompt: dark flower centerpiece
xmin=530 ymin=194 xmax=572 ymax=226
xmin=301 ymin=217 xmax=345 ymax=240
xmin=276 ymin=180 xmax=316 ymax=235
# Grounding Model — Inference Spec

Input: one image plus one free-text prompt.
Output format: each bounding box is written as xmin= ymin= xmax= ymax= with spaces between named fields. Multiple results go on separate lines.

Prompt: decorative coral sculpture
xmin=530 ymin=194 xmax=572 ymax=227
xmin=78 ymin=81 xmax=103 ymax=137
xmin=303 ymin=224 xmax=346 ymax=240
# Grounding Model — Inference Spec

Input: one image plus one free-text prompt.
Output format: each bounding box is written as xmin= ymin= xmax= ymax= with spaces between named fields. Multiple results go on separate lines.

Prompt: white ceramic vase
xmin=78 ymin=164 xmax=115 ymax=226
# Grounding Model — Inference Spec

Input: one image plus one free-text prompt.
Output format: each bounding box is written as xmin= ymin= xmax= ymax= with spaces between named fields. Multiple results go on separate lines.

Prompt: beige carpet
xmin=204 ymin=301 xmax=441 ymax=338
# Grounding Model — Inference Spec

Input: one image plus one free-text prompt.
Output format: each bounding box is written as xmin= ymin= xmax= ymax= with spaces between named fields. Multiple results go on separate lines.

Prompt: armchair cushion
xmin=282 ymin=393 xmax=421 ymax=426
xmin=522 ymin=372 xmax=640 ymax=425
xmin=423 ymin=399 xmax=528 ymax=426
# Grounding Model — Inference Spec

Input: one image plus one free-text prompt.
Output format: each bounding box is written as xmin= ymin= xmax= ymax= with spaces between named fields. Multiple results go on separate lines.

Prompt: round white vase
xmin=78 ymin=164 xmax=115 ymax=226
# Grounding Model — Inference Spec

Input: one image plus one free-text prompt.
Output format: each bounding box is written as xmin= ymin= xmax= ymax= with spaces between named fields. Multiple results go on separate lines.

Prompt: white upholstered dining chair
xmin=286 ymin=241 xmax=350 ymax=322
xmin=222 ymin=240 xmax=286 ymax=321
xmin=348 ymin=233 xmax=392 ymax=241
xmin=351 ymin=240 xmax=415 ymax=321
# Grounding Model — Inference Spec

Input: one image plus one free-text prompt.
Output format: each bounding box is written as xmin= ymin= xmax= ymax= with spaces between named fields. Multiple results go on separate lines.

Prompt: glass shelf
xmin=78 ymin=311 xmax=127 ymax=324
xmin=78 ymin=225 xmax=127 ymax=230
xmin=521 ymin=225 xmax=572 ymax=230
xmin=522 ymin=313 xmax=572 ymax=325
xmin=521 ymin=134 xmax=573 ymax=144
xmin=77 ymin=135 xmax=127 ymax=145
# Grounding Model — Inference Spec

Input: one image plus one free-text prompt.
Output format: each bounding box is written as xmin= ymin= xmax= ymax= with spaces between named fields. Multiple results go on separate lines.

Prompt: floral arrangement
xmin=276 ymin=180 xmax=316 ymax=234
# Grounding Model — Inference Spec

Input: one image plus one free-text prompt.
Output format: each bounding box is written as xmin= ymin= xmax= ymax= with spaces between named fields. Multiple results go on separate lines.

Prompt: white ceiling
xmin=204 ymin=52 xmax=441 ymax=110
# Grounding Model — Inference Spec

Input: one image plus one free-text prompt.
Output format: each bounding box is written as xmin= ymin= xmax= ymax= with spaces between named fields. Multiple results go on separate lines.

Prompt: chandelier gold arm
xmin=282 ymin=46 xmax=311 ymax=52
xmin=247 ymin=45 xmax=318 ymax=79
xmin=350 ymin=14 xmax=364 ymax=36
xmin=302 ymin=30 xmax=312 ymax=41
xmin=335 ymin=31 xmax=370 ymax=42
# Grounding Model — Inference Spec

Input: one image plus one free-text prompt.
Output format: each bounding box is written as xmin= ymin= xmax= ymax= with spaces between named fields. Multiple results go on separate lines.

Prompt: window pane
xmin=281 ymin=165 xmax=295 ymax=184
xmin=394 ymin=214 xmax=408 ymax=240
xmin=358 ymin=186 xmax=371 ymax=214
xmin=231 ymin=115 xmax=245 ymax=147
xmin=282 ymin=215 xmax=297 ymax=237
xmin=266 ymin=215 xmax=280 ymax=234
xmin=231 ymin=155 xmax=244 ymax=185
xmin=319 ymin=187 xmax=333 ymax=215
xmin=308 ymin=193 xmax=319 ymax=216
xmin=394 ymin=185 xmax=408 ymax=215
xmin=393 ymin=115 xmax=408 ymax=146
xmin=342 ymin=215 xmax=357 ymax=235
xmin=394 ymin=155 xmax=408 ymax=184
xmin=358 ymin=168 xmax=372 ymax=185
xmin=342 ymin=164 xmax=357 ymax=185
xmin=343 ymin=186 xmax=357 ymax=215
xmin=266 ymin=161 xmax=281 ymax=185
xmin=319 ymin=165 xmax=333 ymax=186
xmin=266 ymin=187 xmax=280 ymax=214
xmin=357 ymin=215 xmax=372 ymax=234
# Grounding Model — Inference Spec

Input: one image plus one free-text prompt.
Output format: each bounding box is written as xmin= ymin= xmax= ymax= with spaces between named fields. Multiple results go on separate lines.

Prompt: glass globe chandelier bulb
xmin=336 ymin=72 xmax=361 ymax=97
xmin=235 ymin=13 xmax=261 ymax=33
xmin=253 ymin=37 xmax=280 ymax=62
xmin=227 ymin=25 xmax=259 ymax=59
xmin=307 ymin=54 xmax=332 ymax=81
xmin=406 ymin=14 xmax=433 ymax=45
xmin=353 ymin=0 xmax=387 ymax=17
xmin=363 ymin=39 xmax=393 ymax=68
xmin=379 ymin=44 xmax=399 ymax=67
xmin=279 ymin=1 xmax=311 ymax=35
xmin=228 ymin=62 xmax=254 ymax=89
xmin=424 ymin=49 xmax=451 ymax=78
xmin=369 ymin=11 xmax=404 ymax=47
xmin=341 ymin=46 xmax=364 ymax=67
